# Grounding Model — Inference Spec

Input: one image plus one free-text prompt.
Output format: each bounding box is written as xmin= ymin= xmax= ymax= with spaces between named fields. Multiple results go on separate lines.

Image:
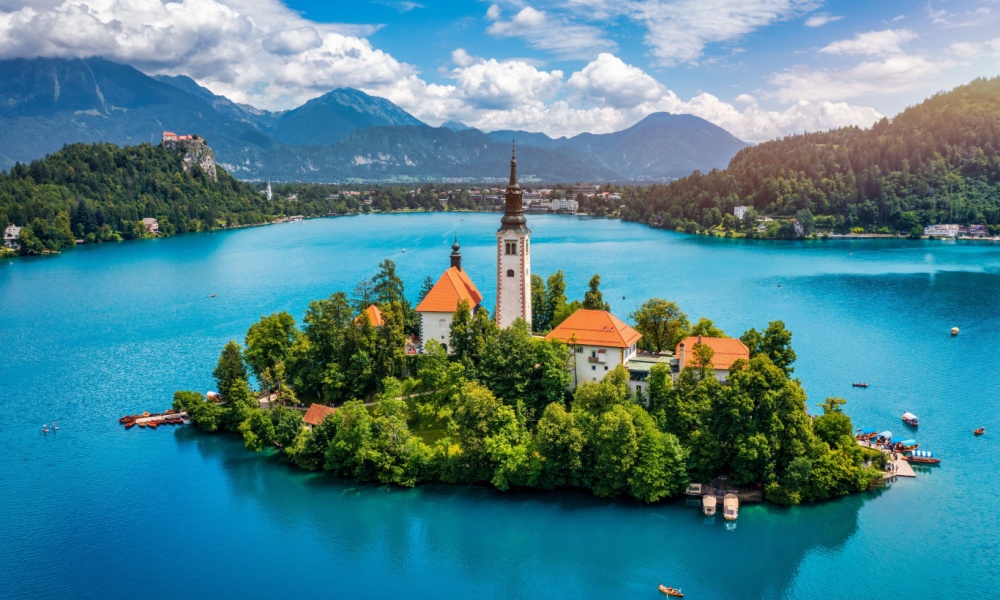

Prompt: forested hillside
xmin=620 ymin=77 xmax=1000 ymax=235
xmin=0 ymin=142 xmax=349 ymax=254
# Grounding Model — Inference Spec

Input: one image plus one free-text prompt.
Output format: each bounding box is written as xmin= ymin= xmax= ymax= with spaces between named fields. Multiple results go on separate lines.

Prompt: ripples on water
xmin=1 ymin=214 xmax=997 ymax=599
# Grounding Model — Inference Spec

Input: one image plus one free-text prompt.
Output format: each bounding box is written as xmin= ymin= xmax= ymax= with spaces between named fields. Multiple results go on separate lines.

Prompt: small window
xmin=438 ymin=319 xmax=446 ymax=329
xmin=575 ymin=346 xmax=583 ymax=353
xmin=604 ymin=366 xmax=608 ymax=371
xmin=592 ymin=351 xmax=596 ymax=357
xmin=505 ymin=241 xmax=517 ymax=255
xmin=592 ymin=365 xmax=596 ymax=371
xmin=507 ymin=269 xmax=514 ymax=277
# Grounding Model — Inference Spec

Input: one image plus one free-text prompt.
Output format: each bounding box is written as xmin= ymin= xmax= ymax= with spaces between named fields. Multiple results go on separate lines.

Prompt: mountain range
xmin=0 ymin=57 xmax=750 ymax=182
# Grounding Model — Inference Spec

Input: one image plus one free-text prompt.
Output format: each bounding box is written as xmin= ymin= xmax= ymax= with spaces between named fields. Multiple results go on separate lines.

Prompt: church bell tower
xmin=496 ymin=145 xmax=531 ymax=330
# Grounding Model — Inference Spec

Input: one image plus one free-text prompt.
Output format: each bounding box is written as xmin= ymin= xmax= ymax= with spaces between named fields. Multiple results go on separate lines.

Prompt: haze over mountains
xmin=0 ymin=57 xmax=750 ymax=182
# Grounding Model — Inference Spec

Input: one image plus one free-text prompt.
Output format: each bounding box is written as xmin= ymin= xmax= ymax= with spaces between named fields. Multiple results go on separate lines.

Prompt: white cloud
xmin=948 ymin=36 xmax=1000 ymax=58
xmin=485 ymin=4 xmax=615 ymax=59
xmin=629 ymin=0 xmax=820 ymax=65
xmin=771 ymin=55 xmax=954 ymax=103
xmin=804 ymin=12 xmax=842 ymax=27
xmin=567 ymin=53 xmax=662 ymax=108
xmin=820 ymin=29 xmax=917 ymax=56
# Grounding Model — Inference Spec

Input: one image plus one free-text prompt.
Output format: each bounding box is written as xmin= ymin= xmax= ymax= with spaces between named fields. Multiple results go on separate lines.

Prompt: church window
xmin=507 ymin=269 xmax=514 ymax=277
xmin=439 ymin=319 xmax=446 ymax=329
xmin=505 ymin=241 xmax=517 ymax=255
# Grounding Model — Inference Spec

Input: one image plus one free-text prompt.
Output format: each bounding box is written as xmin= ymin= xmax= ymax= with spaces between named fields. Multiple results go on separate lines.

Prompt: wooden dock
xmin=135 ymin=412 xmax=188 ymax=424
xmin=893 ymin=456 xmax=915 ymax=477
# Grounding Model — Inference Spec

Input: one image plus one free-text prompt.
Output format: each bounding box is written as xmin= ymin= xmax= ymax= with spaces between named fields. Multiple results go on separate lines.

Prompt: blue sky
xmin=1 ymin=0 xmax=998 ymax=141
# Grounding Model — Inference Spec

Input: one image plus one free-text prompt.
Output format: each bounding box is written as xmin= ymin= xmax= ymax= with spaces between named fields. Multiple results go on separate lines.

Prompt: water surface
xmin=2 ymin=214 xmax=997 ymax=599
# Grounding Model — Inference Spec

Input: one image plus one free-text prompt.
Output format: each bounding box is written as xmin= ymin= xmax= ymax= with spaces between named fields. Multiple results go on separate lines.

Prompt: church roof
xmin=416 ymin=267 xmax=483 ymax=313
xmin=545 ymin=309 xmax=642 ymax=348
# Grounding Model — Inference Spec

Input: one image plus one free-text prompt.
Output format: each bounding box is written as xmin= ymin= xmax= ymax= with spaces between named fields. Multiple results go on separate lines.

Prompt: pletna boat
xmin=723 ymin=494 xmax=739 ymax=521
xmin=856 ymin=428 xmax=878 ymax=440
xmin=138 ymin=421 xmax=146 ymax=428
xmin=974 ymin=427 xmax=985 ymax=436
xmin=904 ymin=450 xmax=940 ymax=464
xmin=658 ymin=584 xmax=684 ymax=597
xmin=147 ymin=420 xmax=159 ymax=429
xmin=902 ymin=412 xmax=919 ymax=427
xmin=684 ymin=483 xmax=703 ymax=496
xmin=852 ymin=382 xmax=868 ymax=388
xmin=894 ymin=439 xmax=918 ymax=452
xmin=124 ymin=420 xmax=136 ymax=428
xmin=702 ymin=493 xmax=717 ymax=517
xmin=951 ymin=327 xmax=959 ymax=336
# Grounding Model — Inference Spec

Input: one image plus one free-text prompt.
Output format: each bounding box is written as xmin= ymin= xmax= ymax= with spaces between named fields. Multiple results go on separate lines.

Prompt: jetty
xmin=886 ymin=455 xmax=916 ymax=479
xmin=134 ymin=412 xmax=188 ymax=425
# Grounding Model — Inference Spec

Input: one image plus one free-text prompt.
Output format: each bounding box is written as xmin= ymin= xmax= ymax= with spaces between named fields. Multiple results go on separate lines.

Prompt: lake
xmin=1 ymin=213 xmax=997 ymax=599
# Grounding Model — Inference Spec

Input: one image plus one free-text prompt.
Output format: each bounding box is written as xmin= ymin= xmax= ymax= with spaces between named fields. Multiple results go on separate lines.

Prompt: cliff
xmin=162 ymin=135 xmax=217 ymax=181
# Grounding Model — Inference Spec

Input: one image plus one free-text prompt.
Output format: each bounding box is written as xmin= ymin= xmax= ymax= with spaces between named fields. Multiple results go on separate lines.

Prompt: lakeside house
xmin=924 ymin=224 xmax=959 ymax=237
xmin=302 ymin=403 xmax=336 ymax=431
xmin=4 ymin=224 xmax=21 ymax=249
xmin=415 ymin=240 xmax=482 ymax=353
xmin=141 ymin=218 xmax=159 ymax=234
xmin=734 ymin=206 xmax=749 ymax=220
xmin=545 ymin=309 xmax=642 ymax=391
xmin=674 ymin=335 xmax=750 ymax=383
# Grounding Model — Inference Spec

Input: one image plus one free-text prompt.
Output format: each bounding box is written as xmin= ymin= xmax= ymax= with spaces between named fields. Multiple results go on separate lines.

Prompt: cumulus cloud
xmin=567 ymin=53 xmax=662 ymax=108
xmin=949 ymin=36 xmax=1000 ymax=58
xmin=820 ymin=29 xmax=917 ymax=56
xmin=485 ymin=4 xmax=615 ymax=59
xmin=771 ymin=55 xmax=954 ymax=103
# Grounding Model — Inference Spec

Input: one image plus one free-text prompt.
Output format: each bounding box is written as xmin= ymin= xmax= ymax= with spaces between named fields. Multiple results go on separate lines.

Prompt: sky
xmin=1 ymin=0 xmax=998 ymax=142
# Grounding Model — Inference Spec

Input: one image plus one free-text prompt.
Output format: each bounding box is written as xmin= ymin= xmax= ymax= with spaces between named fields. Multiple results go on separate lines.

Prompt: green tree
xmin=530 ymin=273 xmax=548 ymax=332
xmin=582 ymin=274 xmax=610 ymax=311
xmin=212 ymin=340 xmax=248 ymax=398
xmin=689 ymin=318 xmax=726 ymax=338
xmin=546 ymin=270 xmax=569 ymax=328
xmin=244 ymin=312 xmax=299 ymax=387
xmin=628 ymin=405 xmax=687 ymax=502
xmin=535 ymin=402 xmax=585 ymax=488
xmin=630 ymin=299 xmax=690 ymax=352
xmin=761 ymin=320 xmax=797 ymax=376
xmin=587 ymin=404 xmax=638 ymax=497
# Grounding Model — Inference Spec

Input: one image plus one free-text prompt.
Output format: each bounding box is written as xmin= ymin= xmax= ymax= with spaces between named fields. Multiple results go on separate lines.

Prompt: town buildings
xmin=141 ymin=218 xmax=159 ymax=234
xmin=3 ymin=224 xmax=21 ymax=249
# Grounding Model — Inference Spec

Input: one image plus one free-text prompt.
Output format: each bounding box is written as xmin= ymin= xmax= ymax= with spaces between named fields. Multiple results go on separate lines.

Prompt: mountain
xmin=440 ymin=120 xmax=475 ymax=132
xmin=487 ymin=113 xmax=750 ymax=179
xmin=0 ymin=57 xmax=750 ymax=182
xmin=274 ymin=88 xmax=424 ymax=145
xmin=621 ymin=77 xmax=1000 ymax=235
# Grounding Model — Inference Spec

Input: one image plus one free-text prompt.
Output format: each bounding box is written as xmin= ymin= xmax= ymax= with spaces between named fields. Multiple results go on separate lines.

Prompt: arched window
xmin=507 ymin=269 xmax=515 ymax=277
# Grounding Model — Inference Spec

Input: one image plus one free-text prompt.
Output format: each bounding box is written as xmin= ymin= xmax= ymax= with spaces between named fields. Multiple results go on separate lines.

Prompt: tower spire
xmin=509 ymin=140 xmax=518 ymax=188
xmin=500 ymin=141 xmax=525 ymax=229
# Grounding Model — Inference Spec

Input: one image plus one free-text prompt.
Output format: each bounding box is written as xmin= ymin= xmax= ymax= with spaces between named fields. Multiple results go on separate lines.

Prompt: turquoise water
xmin=2 ymin=213 xmax=998 ymax=599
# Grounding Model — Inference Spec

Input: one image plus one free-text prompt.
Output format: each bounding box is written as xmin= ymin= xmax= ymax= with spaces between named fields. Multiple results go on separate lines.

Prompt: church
xmin=416 ymin=147 xmax=531 ymax=351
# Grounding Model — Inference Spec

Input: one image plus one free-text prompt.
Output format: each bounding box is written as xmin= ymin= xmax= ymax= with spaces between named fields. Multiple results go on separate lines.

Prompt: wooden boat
xmin=702 ymin=493 xmax=717 ymax=517
xmin=141 ymin=411 xmax=150 ymax=417
xmin=119 ymin=416 xmax=132 ymax=423
xmin=210 ymin=293 xmax=217 ymax=298
xmin=951 ymin=327 xmax=959 ymax=336
xmin=147 ymin=420 xmax=159 ymax=429
xmin=41 ymin=425 xmax=49 ymax=433
xmin=852 ymin=382 xmax=868 ymax=388
xmin=125 ymin=420 xmax=136 ymax=428
xmin=723 ymin=494 xmax=739 ymax=521
xmin=904 ymin=450 xmax=940 ymax=464
xmin=684 ymin=483 xmax=703 ymax=496
xmin=902 ymin=412 xmax=919 ymax=427
xmin=658 ymin=584 xmax=684 ymax=597
xmin=856 ymin=428 xmax=878 ymax=440
xmin=894 ymin=439 xmax=918 ymax=452
xmin=138 ymin=421 xmax=146 ymax=428
xmin=974 ymin=427 xmax=985 ymax=436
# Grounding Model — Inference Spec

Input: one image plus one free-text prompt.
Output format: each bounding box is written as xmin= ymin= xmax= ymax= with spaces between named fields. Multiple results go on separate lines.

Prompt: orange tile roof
xmin=357 ymin=304 xmax=384 ymax=327
xmin=676 ymin=336 xmax=750 ymax=371
xmin=302 ymin=403 xmax=337 ymax=427
xmin=545 ymin=309 xmax=642 ymax=348
xmin=415 ymin=266 xmax=483 ymax=313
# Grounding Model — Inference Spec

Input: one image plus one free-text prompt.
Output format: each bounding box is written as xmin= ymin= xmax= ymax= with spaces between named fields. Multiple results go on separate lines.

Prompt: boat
xmin=125 ymin=420 xmax=136 ymax=428
xmin=41 ymin=425 xmax=49 ymax=433
xmin=894 ymin=439 xmax=918 ymax=451
xmin=142 ymin=411 xmax=150 ymax=417
xmin=951 ymin=327 xmax=959 ymax=336
xmin=210 ymin=293 xmax=217 ymax=298
xmin=902 ymin=412 xmax=919 ymax=427
xmin=658 ymin=584 xmax=684 ymax=597
xmin=684 ymin=483 xmax=703 ymax=496
xmin=147 ymin=420 xmax=159 ymax=429
xmin=138 ymin=421 xmax=147 ymax=428
xmin=856 ymin=428 xmax=878 ymax=440
xmin=119 ymin=415 xmax=132 ymax=423
xmin=702 ymin=493 xmax=717 ymax=517
xmin=904 ymin=450 xmax=940 ymax=464
xmin=852 ymin=382 xmax=868 ymax=388
xmin=974 ymin=427 xmax=985 ymax=436
xmin=401 ymin=248 xmax=406 ymax=253
xmin=723 ymin=494 xmax=739 ymax=521
xmin=51 ymin=422 xmax=59 ymax=431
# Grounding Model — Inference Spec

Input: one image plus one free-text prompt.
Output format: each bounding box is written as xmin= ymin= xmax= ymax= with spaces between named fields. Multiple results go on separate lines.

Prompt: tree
xmin=761 ymin=320 xmax=797 ymax=376
xmin=546 ymin=270 xmax=569 ymax=327
xmin=244 ymin=312 xmax=299 ymax=386
xmin=417 ymin=276 xmax=435 ymax=304
xmin=582 ymin=274 xmax=610 ymax=311
xmin=587 ymin=404 xmax=638 ymax=497
xmin=351 ymin=277 xmax=375 ymax=313
xmin=535 ymin=403 xmax=585 ymax=488
xmin=628 ymin=406 xmax=687 ymax=503
xmin=530 ymin=273 xmax=548 ymax=332
xmin=691 ymin=342 xmax=715 ymax=378
xmin=689 ymin=317 xmax=726 ymax=338
xmin=212 ymin=341 xmax=248 ymax=398
xmin=819 ymin=397 xmax=847 ymax=414
xmin=372 ymin=259 xmax=406 ymax=306
xmin=630 ymin=299 xmax=689 ymax=352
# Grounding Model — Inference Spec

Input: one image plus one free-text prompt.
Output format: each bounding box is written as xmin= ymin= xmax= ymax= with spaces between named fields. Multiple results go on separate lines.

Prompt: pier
xmin=134 ymin=411 xmax=188 ymax=424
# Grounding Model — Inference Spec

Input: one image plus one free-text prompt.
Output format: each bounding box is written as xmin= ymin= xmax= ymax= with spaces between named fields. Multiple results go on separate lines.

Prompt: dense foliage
xmin=176 ymin=278 xmax=882 ymax=506
xmin=619 ymin=77 xmax=1000 ymax=236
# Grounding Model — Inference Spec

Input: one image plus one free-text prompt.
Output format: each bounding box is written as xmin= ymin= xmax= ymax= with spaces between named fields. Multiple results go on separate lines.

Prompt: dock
xmin=134 ymin=412 xmax=188 ymax=424
xmin=888 ymin=455 xmax=916 ymax=478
